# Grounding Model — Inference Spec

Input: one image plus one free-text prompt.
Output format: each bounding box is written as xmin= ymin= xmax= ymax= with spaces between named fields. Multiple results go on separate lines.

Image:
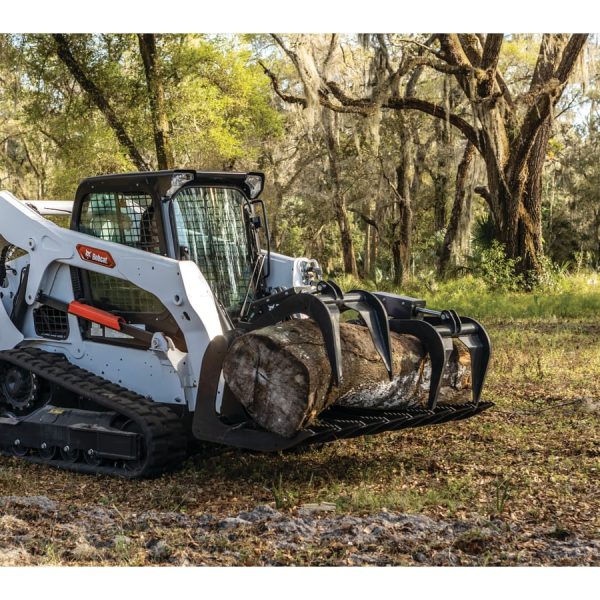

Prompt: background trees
xmin=0 ymin=33 xmax=597 ymax=287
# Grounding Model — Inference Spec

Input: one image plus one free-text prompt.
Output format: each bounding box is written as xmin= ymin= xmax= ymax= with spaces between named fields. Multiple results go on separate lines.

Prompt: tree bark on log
xmin=222 ymin=320 xmax=472 ymax=438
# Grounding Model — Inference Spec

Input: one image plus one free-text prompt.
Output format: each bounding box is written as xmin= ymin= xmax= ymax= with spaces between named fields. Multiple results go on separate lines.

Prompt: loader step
xmin=0 ymin=347 xmax=187 ymax=478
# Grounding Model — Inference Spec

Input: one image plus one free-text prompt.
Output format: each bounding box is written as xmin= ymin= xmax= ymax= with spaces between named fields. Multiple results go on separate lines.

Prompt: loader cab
xmin=71 ymin=170 xmax=267 ymax=343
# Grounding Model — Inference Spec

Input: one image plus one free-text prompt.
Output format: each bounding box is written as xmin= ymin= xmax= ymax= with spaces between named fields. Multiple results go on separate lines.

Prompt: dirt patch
xmin=0 ymin=498 xmax=598 ymax=566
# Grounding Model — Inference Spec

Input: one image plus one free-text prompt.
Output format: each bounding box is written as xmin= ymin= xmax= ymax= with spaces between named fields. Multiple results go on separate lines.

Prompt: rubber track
xmin=0 ymin=347 xmax=187 ymax=478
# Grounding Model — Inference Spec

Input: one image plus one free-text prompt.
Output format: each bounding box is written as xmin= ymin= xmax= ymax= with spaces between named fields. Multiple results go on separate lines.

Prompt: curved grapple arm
xmin=240 ymin=284 xmax=491 ymax=410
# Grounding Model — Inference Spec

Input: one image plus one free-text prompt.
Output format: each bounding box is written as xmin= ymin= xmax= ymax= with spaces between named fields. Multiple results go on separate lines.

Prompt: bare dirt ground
xmin=1 ymin=320 xmax=599 ymax=565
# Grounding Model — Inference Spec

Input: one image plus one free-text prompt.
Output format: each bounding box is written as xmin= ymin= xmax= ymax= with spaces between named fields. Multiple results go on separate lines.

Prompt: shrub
xmin=472 ymin=240 xmax=524 ymax=292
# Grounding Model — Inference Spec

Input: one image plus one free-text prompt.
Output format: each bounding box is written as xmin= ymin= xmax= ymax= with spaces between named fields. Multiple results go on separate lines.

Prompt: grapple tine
xmin=389 ymin=318 xmax=450 ymax=409
xmin=325 ymin=279 xmax=344 ymax=298
xmin=344 ymin=289 xmax=393 ymax=379
xmin=323 ymin=303 xmax=343 ymax=385
xmin=240 ymin=290 xmax=344 ymax=385
xmin=457 ymin=316 xmax=491 ymax=405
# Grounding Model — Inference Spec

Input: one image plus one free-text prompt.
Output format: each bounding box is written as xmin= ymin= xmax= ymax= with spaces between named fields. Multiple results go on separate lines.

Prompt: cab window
xmin=79 ymin=192 xmax=161 ymax=254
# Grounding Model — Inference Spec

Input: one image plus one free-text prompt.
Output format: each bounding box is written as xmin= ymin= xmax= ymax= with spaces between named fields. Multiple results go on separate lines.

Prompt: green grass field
xmin=1 ymin=274 xmax=599 ymax=565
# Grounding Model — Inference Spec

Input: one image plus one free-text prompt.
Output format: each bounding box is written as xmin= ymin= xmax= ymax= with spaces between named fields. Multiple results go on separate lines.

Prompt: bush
xmin=472 ymin=240 xmax=524 ymax=292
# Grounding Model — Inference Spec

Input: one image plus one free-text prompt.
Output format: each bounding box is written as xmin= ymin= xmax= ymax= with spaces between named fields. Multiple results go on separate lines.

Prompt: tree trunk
xmin=323 ymin=112 xmax=358 ymax=276
xmin=223 ymin=320 xmax=472 ymax=438
xmin=369 ymin=224 xmax=378 ymax=279
xmin=137 ymin=34 xmax=174 ymax=170
xmin=336 ymin=199 xmax=358 ymax=276
xmin=518 ymin=122 xmax=551 ymax=276
xmin=363 ymin=223 xmax=371 ymax=278
xmin=269 ymin=180 xmax=285 ymax=249
xmin=432 ymin=118 xmax=451 ymax=232
xmin=439 ymin=142 xmax=475 ymax=276
xmin=391 ymin=134 xmax=413 ymax=285
xmin=52 ymin=34 xmax=148 ymax=171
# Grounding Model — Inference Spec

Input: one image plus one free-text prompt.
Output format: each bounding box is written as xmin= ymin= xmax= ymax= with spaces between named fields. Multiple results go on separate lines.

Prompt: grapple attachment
xmin=192 ymin=282 xmax=492 ymax=451
xmin=240 ymin=284 xmax=490 ymax=410
xmin=375 ymin=292 xmax=491 ymax=409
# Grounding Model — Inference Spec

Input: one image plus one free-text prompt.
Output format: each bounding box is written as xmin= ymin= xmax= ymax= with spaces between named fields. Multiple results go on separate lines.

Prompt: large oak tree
xmin=270 ymin=34 xmax=589 ymax=283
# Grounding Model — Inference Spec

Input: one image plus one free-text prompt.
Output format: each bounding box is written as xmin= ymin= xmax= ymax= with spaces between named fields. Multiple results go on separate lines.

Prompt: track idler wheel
xmin=84 ymin=449 xmax=103 ymax=466
xmin=59 ymin=445 xmax=80 ymax=463
xmin=39 ymin=443 xmax=58 ymax=461
xmin=11 ymin=439 xmax=28 ymax=457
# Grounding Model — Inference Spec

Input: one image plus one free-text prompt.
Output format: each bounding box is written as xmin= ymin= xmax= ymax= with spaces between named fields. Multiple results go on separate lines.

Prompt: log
xmin=222 ymin=320 xmax=472 ymax=438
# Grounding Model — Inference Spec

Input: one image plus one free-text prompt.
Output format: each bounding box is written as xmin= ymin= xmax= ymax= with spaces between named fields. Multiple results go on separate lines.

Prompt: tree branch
xmin=510 ymin=34 xmax=589 ymax=180
xmin=52 ymin=34 xmax=149 ymax=171
xmin=281 ymin=151 xmax=324 ymax=195
xmin=384 ymin=96 xmax=482 ymax=151
xmin=349 ymin=208 xmax=379 ymax=230
xmin=480 ymin=34 xmax=504 ymax=71
xmin=323 ymin=33 xmax=339 ymax=73
xmin=477 ymin=34 xmax=504 ymax=97
xmin=259 ymin=61 xmax=307 ymax=106
xmin=265 ymin=35 xmax=484 ymax=153
xmin=394 ymin=37 xmax=443 ymax=59
xmin=554 ymin=33 xmax=589 ymax=83
xmin=458 ymin=34 xmax=483 ymax=66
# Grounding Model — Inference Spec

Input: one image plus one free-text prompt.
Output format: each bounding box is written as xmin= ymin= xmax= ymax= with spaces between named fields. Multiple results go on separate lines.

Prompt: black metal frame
xmin=0 ymin=406 xmax=140 ymax=461
xmin=72 ymin=170 xmax=266 ymax=244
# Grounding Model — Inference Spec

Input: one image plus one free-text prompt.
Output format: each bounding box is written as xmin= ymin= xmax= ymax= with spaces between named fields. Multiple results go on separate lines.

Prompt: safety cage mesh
xmin=79 ymin=192 xmax=161 ymax=253
xmin=172 ymin=187 xmax=253 ymax=314
xmin=33 ymin=305 xmax=69 ymax=340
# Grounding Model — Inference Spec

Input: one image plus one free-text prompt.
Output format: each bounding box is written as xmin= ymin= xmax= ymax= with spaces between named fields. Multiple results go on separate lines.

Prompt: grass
xmin=336 ymin=271 xmax=600 ymax=321
xmin=0 ymin=273 xmax=599 ymax=565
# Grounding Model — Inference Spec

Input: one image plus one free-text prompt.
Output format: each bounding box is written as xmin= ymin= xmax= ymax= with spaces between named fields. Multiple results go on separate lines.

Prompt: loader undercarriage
xmin=0 ymin=347 xmax=187 ymax=478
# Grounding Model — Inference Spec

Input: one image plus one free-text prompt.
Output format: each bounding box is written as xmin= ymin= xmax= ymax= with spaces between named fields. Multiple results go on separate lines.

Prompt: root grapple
xmin=192 ymin=282 xmax=492 ymax=451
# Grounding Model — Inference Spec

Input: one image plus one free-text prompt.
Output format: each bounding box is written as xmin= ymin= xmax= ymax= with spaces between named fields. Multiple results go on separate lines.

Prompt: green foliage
xmin=489 ymin=478 xmax=513 ymax=518
xmin=0 ymin=34 xmax=282 ymax=199
xmin=472 ymin=214 xmax=498 ymax=250
xmin=0 ymin=33 xmax=598 ymax=289
xmin=472 ymin=240 xmax=524 ymax=292
xmin=337 ymin=271 xmax=600 ymax=321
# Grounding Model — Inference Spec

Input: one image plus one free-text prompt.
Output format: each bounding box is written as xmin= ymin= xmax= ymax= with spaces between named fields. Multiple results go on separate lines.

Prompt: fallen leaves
xmin=0 ymin=319 xmax=598 ymax=565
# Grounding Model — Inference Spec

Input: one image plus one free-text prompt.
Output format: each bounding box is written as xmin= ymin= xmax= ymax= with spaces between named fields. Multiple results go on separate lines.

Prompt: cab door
xmin=71 ymin=190 xmax=186 ymax=350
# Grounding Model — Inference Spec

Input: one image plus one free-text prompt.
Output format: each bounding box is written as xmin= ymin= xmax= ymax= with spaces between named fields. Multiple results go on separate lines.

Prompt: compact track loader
xmin=0 ymin=170 xmax=491 ymax=477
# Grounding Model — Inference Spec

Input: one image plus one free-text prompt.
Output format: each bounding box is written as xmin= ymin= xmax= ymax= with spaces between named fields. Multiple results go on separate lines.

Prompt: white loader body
xmin=0 ymin=191 xmax=309 ymax=411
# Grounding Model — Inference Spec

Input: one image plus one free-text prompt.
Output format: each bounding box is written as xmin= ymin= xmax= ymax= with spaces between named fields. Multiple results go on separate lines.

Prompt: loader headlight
xmin=244 ymin=173 xmax=264 ymax=199
xmin=299 ymin=259 xmax=323 ymax=286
